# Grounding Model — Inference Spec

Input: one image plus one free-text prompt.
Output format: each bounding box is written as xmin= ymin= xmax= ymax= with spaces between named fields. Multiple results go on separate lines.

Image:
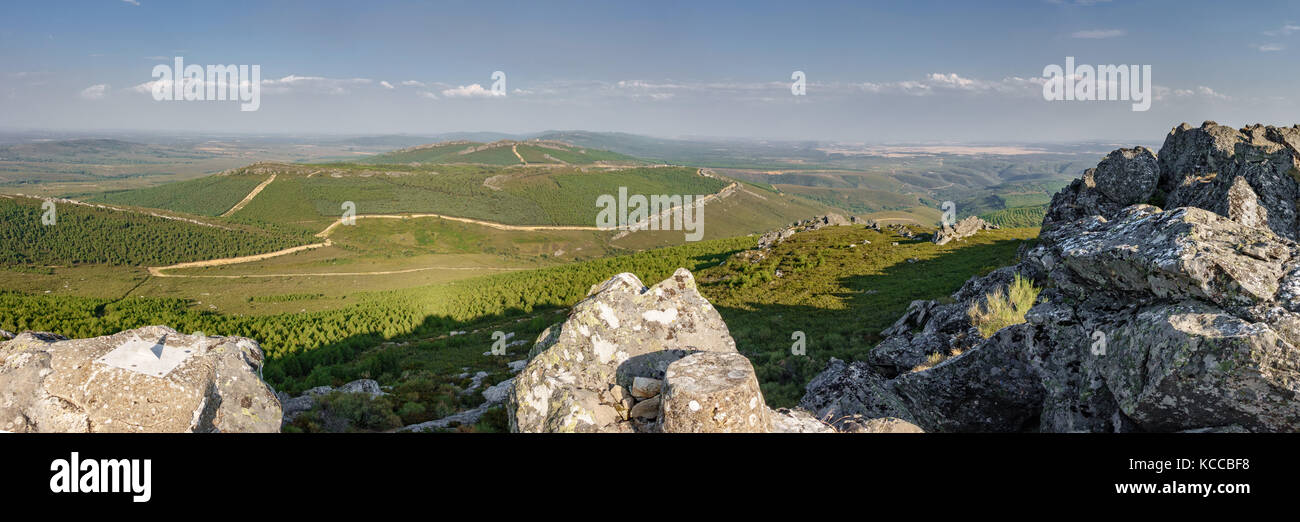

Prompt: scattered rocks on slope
xmin=756 ymin=213 xmax=857 ymax=250
xmin=802 ymin=122 xmax=1300 ymax=433
xmin=932 ymin=216 xmax=999 ymax=245
xmin=278 ymin=378 xmax=387 ymax=423
xmin=0 ymin=325 xmax=281 ymax=432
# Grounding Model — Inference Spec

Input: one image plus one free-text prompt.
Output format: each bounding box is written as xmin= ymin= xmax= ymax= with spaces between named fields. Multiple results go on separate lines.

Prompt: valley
xmin=0 ymin=132 xmax=1063 ymax=432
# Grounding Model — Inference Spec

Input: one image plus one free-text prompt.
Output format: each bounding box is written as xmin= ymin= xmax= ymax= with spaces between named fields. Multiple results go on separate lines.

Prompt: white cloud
xmin=260 ymin=75 xmax=372 ymax=95
xmin=122 ymin=0 xmax=140 ymax=5
xmin=380 ymin=81 xmax=394 ymax=89
xmin=400 ymin=80 xmax=425 ymax=87
xmin=1263 ymin=24 xmax=1300 ymax=37
xmin=440 ymin=83 xmax=504 ymax=98
xmin=79 ymin=84 xmax=109 ymax=100
xmin=1071 ymin=29 xmax=1125 ymax=39
xmin=417 ymin=91 xmax=439 ymax=100
xmin=1257 ymin=43 xmax=1285 ymax=52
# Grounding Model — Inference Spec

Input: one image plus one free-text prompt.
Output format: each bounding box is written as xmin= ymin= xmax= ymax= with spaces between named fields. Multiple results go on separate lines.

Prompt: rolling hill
xmin=356 ymin=139 xmax=641 ymax=166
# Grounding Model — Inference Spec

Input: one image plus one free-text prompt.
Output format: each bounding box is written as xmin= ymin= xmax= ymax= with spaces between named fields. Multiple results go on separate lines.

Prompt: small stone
xmin=629 ymin=396 xmax=660 ymax=419
xmin=630 ymin=377 xmax=662 ymax=399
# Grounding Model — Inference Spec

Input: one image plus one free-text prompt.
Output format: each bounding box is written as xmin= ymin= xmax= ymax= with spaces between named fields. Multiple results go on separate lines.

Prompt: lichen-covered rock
xmin=660 ymin=352 xmax=769 ymax=433
xmin=892 ymin=324 xmax=1045 ymax=432
xmin=1041 ymin=205 xmax=1292 ymax=307
xmin=932 ymin=215 xmax=998 ymax=245
xmin=803 ymin=122 xmax=1300 ymax=433
xmin=1157 ymin=122 xmax=1300 ymax=240
xmin=1096 ymin=302 xmax=1300 ymax=432
xmin=507 ymin=268 xmax=738 ymax=432
xmin=0 ymin=325 xmax=281 ymax=433
xmin=799 ymin=358 xmax=913 ymax=427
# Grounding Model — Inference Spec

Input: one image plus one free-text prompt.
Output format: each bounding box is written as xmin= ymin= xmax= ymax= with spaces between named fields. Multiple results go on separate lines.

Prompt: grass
xmin=967 ymin=273 xmax=1041 ymax=338
xmin=693 ymin=224 xmax=1040 ymax=407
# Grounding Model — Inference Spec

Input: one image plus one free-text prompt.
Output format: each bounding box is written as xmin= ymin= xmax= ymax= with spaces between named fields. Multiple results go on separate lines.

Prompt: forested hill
xmin=0 ymin=195 xmax=311 ymax=266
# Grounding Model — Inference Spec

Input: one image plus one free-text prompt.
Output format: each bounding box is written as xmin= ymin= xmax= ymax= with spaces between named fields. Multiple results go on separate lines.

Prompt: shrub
xmin=968 ymin=274 xmax=1041 ymax=338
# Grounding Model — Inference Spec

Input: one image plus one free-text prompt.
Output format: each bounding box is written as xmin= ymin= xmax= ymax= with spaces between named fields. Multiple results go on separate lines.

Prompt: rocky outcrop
xmin=932 ymin=216 xmax=998 ymax=245
xmin=507 ymin=268 xmax=751 ymax=432
xmin=507 ymin=268 xmax=880 ymax=433
xmin=0 ymin=325 xmax=281 ymax=432
xmin=804 ymin=122 xmax=1300 ymax=433
xmin=756 ymin=214 xmax=856 ymax=250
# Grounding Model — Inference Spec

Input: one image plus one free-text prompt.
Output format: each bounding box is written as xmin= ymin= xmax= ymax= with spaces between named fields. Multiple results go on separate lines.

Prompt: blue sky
xmin=2 ymin=0 xmax=1298 ymax=141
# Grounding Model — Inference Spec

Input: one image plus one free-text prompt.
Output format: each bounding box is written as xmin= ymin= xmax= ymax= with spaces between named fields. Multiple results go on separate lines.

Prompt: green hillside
xmin=0 ymin=195 xmax=310 ymax=266
xmin=694 ymin=223 xmax=1040 ymax=406
xmin=87 ymin=171 xmax=269 ymax=216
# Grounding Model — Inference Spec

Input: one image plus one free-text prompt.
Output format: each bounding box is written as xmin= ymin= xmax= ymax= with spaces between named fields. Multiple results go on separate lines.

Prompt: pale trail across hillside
xmin=148 ymin=168 xmax=738 ymax=278
xmin=219 ymin=174 xmax=276 ymax=217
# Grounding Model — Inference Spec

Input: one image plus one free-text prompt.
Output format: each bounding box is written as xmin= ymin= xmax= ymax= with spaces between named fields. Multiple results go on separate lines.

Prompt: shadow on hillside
xmin=705 ymin=236 xmax=1030 ymax=406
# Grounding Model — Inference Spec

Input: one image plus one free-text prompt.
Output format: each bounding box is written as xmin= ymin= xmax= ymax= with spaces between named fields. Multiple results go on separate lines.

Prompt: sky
xmin=2 ymin=0 xmax=1299 ymax=142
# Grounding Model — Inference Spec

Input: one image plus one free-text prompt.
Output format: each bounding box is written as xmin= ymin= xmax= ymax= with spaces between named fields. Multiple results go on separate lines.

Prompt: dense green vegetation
xmin=0 ymin=196 xmax=309 ymax=266
xmin=0 ymin=236 xmax=754 ymax=394
xmin=87 ymin=174 xmax=267 ymax=216
xmin=979 ymin=205 xmax=1047 ymax=228
xmin=693 ymin=224 xmax=1040 ymax=407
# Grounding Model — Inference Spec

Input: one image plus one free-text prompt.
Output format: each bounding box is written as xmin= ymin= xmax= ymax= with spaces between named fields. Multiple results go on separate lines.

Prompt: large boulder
xmin=1042 ymin=147 xmax=1160 ymax=231
xmin=1156 ymin=122 xmax=1300 ymax=239
xmin=0 ymin=325 xmax=281 ymax=432
xmin=660 ymin=351 xmax=770 ymax=433
xmin=507 ymin=268 xmax=740 ymax=432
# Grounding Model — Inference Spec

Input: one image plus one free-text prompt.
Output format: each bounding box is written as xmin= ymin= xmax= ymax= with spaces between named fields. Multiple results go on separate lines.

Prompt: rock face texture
xmin=660 ymin=352 xmax=770 ymax=433
xmin=804 ymin=122 xmax=1300 ymax=433
xmin=508 ymin=268 xmax=861 ymax=433
xmin=932 ymin=216 xmax=998 ymax=245
xmin=0 ymin=325 xmax=281 ymax=432
xmin=507 ymin=268 xmax=747 ymax=432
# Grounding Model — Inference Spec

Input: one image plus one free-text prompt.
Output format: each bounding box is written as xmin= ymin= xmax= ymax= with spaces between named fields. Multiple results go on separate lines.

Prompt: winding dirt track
xmin=148 ymin=167 xmax=725 ymax=278
xmin=220 ymin=174 xmax=275 ymax=217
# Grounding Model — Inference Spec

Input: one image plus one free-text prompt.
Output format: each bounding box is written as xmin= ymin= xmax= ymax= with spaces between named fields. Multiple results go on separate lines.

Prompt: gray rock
xmin=507 ymin=268 xmax=738 ymax=432
xmin=933 ymin=216 xmax=998 ymax=245
xmin=770 ymin=408 xmax=835 ymax=433
xmin=660 ymin=352 xmax=770 ymax=433
xmin=630 ymin=376 xmax=663 ymax=399
xmin=801 ymin=122 xmax=1300 ymax=433
xmin=0 ymin=325 xmax=281 ymax=433
xmin=840 ymin=416 xmax=925 ymax=433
